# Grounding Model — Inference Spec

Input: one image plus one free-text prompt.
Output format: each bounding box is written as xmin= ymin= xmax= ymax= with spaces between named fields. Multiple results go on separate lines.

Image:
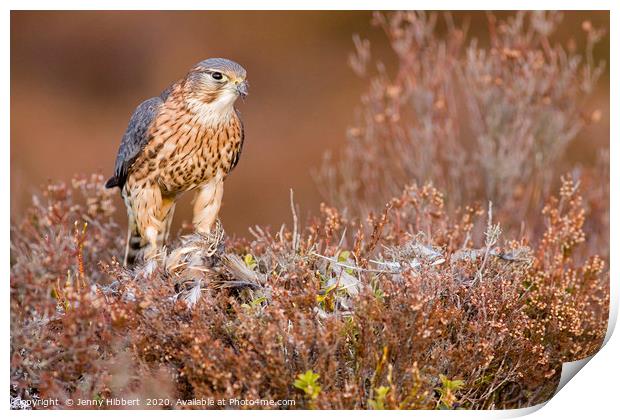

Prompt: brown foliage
xmin=10 ymin=11 xmax=608 ymax=411
xmin=317 ymin=11 xmax=607 ymax=245
xmin=10 ymin=175 xmax=608 ymax=409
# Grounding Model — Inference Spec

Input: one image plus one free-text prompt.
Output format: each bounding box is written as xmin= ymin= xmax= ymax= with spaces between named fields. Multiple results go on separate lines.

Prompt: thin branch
xmin=290 ymin=188 xmax=299 ymax=253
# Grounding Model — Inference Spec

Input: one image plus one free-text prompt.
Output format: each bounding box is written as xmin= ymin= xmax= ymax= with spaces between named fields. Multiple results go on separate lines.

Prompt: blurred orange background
xmin=10 ymin=11 xmax=609 ymax=236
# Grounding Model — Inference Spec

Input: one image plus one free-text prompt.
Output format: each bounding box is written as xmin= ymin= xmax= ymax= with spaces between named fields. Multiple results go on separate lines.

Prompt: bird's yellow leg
xmin=193 ymin=178 xmax=224 ymax=234
xmin=133 ymin=185 xmax=165 ymax=261
xmin=158 ymin=198 xmax=176 ymax=247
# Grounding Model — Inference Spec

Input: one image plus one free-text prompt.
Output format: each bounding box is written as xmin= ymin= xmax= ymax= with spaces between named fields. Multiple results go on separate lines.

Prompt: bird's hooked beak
xmin=236 ymin=80 xmax=249 ymax=98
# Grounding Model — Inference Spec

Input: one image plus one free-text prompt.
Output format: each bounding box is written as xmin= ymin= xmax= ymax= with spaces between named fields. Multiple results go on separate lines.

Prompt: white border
xmin=3 ymin=1 xmax=616 ymax=419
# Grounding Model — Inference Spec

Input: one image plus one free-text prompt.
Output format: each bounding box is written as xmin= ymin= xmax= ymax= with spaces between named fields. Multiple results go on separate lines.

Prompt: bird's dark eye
xmin=211 ymin=72 xmax=223 ymax=80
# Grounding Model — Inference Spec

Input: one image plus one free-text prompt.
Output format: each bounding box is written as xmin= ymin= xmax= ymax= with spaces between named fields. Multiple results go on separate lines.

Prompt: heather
xmin=10 ymin=12 xmax=609 ymax=409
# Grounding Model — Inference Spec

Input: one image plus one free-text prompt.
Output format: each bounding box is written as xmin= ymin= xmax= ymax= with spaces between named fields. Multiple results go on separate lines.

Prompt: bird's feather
xmin=229 ymin=109 xmax=245 ymax=172
xmin=105 ymin=88 xmax=171 ymax=189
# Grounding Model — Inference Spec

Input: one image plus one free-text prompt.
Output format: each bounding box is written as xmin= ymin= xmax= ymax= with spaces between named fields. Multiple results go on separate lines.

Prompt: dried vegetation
xmin=11 ymin=11 xmax=608 ymax=410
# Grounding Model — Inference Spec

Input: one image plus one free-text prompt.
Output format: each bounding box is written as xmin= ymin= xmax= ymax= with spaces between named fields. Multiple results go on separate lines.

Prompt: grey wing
xmin=105 ymin=96 xmax=163 ymax=190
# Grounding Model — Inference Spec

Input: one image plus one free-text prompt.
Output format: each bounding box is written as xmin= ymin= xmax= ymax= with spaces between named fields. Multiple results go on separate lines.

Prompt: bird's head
xmin=184 ymin=58 xmax=248 ymax=114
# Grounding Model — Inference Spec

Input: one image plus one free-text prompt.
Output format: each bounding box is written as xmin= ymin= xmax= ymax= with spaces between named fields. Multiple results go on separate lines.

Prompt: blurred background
xmin=10 ymin=11 xmax=609 ymax=236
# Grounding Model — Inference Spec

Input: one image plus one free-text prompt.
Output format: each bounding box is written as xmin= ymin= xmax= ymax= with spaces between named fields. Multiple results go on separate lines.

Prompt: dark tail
xmin=105 ymin=175 xmax=119 ymax=189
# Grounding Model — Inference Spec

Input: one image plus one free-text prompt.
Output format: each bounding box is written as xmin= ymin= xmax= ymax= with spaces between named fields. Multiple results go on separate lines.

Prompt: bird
xmin=105 ymin=58 xmax=248 ymax=267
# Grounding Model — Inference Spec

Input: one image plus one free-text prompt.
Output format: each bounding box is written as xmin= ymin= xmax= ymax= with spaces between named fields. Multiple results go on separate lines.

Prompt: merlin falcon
xmin=105 ymin=58 xmax=248 ymax=266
